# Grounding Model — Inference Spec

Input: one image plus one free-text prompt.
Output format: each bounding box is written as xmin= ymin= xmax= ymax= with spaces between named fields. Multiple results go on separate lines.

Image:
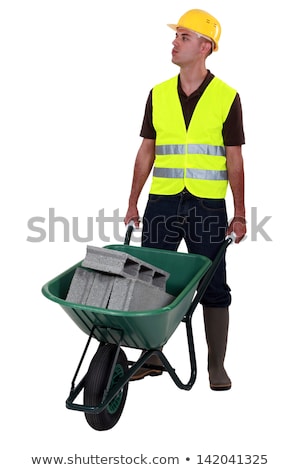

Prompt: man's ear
xmin=199 ymin=39 xmax=213 ymax=57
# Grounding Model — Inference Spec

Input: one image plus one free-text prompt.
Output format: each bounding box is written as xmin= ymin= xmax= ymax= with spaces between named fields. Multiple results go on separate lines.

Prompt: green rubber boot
xmin=203 ymin=306 xmax=232 ymax=391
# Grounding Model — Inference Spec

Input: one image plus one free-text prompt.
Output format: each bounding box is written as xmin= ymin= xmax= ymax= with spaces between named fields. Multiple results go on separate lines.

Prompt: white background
xmin=1 ymin=0 xmax=299 ymax=468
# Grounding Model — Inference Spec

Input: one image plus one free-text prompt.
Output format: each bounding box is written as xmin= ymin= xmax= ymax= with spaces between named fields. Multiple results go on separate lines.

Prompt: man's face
xmin=171 ymin=28 xmax=204 ymax=67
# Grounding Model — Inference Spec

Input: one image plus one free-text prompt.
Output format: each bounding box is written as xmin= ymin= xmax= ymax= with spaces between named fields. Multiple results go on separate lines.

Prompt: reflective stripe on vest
xmin=153 ymin=167 xmax=228 ymax=180
xmin=153 ymin=168 xmax=184 ymax=178
xmin=156 ymin=144 xmax=226 ymax=157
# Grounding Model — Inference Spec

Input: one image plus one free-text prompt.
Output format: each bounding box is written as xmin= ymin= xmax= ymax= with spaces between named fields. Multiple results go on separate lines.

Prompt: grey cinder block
xmin=66 ymin=247 xmax=174 ymax=312
xmin=66 ymin=268 xmax=174 ymax=311
xmin=85 ymin=272 xmax=115 ymax=308
xmin=81 ymin=246 xmax=170 ymax=289
xmin=66 ymin=268 xmax=115 ymax=308
xmin=65 ymin=267 xmax=95 ymax=305
xmin=82 ymin=246 xmax=139 ymax=276
xmin=108 ymin=277 xmax=175 ymax=311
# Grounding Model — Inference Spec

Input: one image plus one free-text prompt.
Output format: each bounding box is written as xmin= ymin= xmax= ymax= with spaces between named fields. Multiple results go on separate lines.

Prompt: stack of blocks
xmin=66 ymin=246 xmax=175 ymax=311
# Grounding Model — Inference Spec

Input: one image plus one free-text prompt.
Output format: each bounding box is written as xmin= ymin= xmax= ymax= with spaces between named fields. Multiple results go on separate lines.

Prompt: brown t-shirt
xmin=140 ymin=71 xmax=245 ymax=146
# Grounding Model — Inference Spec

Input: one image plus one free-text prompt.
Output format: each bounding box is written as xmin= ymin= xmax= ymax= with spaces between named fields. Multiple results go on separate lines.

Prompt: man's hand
xmin=124 ymin=206 xmax=140 ymax=228
xmin=227 ymin=216 xmax=246 ymax=243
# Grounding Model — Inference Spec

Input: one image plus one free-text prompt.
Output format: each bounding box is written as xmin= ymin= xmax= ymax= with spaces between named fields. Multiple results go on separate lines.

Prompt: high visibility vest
xmin=150 ymin=75 xmax=237 ymax=198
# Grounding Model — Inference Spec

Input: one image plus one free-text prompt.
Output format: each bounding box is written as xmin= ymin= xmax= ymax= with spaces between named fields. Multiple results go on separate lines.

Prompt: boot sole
xmin=210 ymin=383 xmax=231 ymax=391
xmin=130 ymin=369 xmax=163 ymax=382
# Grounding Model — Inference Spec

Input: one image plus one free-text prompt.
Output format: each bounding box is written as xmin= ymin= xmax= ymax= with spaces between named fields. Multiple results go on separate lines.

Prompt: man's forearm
xmin=128 ymin=153 xmax=153 ymax=206
xmin=226 ymin=146 xmax=245 ymax=216
xmin=125 ymin=138 xmax=155 ymax=225
xmin=226 ymin=145 xmax=246 ymax=242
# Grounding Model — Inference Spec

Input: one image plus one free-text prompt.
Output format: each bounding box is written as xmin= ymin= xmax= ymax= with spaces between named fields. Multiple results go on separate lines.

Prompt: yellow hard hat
xmin=168 ymin=9 xmax=221 ymax=51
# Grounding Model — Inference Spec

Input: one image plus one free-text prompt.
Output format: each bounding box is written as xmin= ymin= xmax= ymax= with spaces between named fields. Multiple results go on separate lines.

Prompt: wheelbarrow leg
xmin=184 ymin=308 xmax=197 ymax=387
xmin=128 ymin=315 xmax=198 ymax=390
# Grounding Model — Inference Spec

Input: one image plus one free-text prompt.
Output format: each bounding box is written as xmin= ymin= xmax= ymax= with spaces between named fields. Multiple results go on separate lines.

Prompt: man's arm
xmin=124 ymin=138 xmax=156 ymax=227
xmin=226 ymin=145 xmax=246 ymax=243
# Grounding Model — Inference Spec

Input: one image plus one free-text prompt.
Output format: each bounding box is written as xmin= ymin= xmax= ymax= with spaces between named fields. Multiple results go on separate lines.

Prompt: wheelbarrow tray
xmin=42 ymin=245 xmax=212 ymax=349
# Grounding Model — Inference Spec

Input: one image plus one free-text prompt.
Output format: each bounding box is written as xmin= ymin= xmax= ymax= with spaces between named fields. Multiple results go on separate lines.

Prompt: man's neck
xmin=179 ymin=67 xmax=208 ymax=96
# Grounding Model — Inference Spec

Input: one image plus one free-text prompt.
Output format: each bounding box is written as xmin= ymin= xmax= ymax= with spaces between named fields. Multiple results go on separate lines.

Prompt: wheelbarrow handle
xmin=124 ymin=220 xmax=136 ymax=245
xmin=226 ymin=231 xmax=237 ymax=244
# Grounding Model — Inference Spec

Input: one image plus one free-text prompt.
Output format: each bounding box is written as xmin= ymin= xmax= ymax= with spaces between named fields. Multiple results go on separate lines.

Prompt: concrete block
xmin=66 ymin=268 xmax=116 ymax=308
xmin=81 ymin=246 xmax=170 ymax=289
xmin=85 ymin=272 xmax=115 ymax=308
xmin=66 ymin=247 xmax=174 ymax=311
xmin=82 ymin=246 xmax=138 ymax=276
xmin=107 ymin=277 xmax=175 ymax=311
xmin=65 ymin=267 xmax=95 ymax=305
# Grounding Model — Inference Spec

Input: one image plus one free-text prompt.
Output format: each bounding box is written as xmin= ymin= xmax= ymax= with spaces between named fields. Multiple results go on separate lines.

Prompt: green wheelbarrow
xmin=41 ymin=227 xmax=235 ymax=431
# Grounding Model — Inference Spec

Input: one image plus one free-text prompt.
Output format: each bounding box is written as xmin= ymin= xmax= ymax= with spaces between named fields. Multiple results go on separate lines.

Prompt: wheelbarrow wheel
xmin=83 ymin=343 xmax=128 ymax=431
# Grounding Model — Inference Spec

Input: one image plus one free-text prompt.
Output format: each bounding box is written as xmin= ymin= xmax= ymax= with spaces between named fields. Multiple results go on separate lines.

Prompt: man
xmin=124 ymin=9 xmax=246 ymax=390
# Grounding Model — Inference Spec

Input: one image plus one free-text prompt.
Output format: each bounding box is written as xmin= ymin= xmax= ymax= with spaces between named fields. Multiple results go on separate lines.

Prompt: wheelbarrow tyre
xmin=83 ymin=343 xmax=128 ymax=431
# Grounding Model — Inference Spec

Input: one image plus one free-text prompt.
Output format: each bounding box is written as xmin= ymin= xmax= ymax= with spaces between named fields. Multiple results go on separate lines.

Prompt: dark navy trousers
xmin=142 ymin=190 xmax=231 ymax=307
